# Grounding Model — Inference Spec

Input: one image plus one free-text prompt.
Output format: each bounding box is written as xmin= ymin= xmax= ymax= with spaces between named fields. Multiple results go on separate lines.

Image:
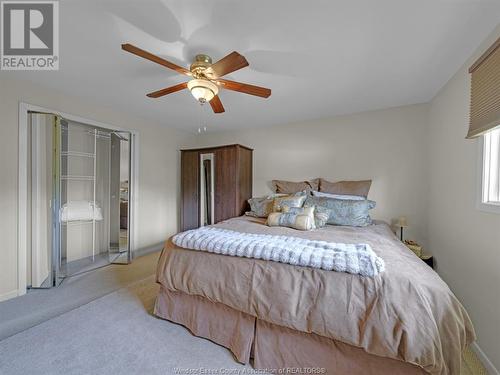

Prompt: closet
xmin=28 ymin=113 xmax=132 ymax=288
xmin=180 ymin=144 xmax=253 ymax=231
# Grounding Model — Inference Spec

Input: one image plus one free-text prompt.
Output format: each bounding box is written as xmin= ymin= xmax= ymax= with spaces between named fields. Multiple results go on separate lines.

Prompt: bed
xmin=154 ymin=215 xmax=475 ymax=375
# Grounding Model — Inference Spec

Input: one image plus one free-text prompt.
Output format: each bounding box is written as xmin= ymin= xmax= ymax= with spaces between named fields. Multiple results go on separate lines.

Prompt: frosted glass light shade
xmin=187 ymin=79 xmax=218 ymax=103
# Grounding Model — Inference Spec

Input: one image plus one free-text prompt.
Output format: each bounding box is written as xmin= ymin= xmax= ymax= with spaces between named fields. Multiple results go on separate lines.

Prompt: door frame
xmin=18 ymin=102 xmax=140 ymax=297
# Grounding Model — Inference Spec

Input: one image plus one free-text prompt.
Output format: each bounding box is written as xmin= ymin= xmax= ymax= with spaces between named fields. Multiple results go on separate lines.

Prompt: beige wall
xmin=0 ymin=75 xmax=193 ymax=301
xmin=193 ymin=104 xmax=430 ymax=244
xmin=427 ymin=24 xmax=500 ymax=370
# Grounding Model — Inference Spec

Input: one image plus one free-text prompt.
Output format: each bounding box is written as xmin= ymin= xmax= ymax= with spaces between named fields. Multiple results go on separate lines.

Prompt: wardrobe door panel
xmin=181 ymin=151 xmax=199 ymax=230
xmin=214 ymin=147 xmax=238 ymax=223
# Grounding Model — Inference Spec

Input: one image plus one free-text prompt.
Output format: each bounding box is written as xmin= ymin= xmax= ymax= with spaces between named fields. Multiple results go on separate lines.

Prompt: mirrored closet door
xmin=109 ymin=131 xmax=131 ymax=264
xmin=28 ymin=112 xmax=132 ymax=288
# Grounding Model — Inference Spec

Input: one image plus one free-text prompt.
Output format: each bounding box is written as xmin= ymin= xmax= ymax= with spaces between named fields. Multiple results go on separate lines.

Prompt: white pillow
xmin=312 ymin=191 xmax=365 ymax=200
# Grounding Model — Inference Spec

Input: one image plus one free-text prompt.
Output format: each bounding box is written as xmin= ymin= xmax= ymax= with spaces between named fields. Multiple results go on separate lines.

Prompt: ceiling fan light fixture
xmin=187 ymin=79 xmax=218 ymax=103
xmin=121 ymin=43 xmax=270 ymax=114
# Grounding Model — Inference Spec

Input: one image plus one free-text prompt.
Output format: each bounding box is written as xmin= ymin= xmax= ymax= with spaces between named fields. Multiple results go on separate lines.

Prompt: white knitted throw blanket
xmin=172 ymin=227 xmax=385 ymax=277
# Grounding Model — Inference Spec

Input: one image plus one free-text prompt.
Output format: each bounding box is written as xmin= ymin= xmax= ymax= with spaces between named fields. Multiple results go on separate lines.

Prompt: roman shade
xmin=467 ymin=37 xmax=500 ymax=139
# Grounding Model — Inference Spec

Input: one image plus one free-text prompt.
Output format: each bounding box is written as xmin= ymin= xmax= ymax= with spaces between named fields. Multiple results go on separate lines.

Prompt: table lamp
xmin=396 ymin=216 xmax=408 ymax=241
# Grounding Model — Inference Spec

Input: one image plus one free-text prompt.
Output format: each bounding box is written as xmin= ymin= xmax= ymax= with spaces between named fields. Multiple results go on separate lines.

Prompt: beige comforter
xmin=156 ymin=216 xmax=475 ymax=375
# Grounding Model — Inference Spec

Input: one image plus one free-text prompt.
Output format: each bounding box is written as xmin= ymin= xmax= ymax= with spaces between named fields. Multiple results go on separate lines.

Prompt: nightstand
xmin=420 ymin=254 xmax=434 ymax=269
xmin=404 ymin=240 xmax=422 ymax=257
xmin=404 ymin=240 xmax=434 ymax=269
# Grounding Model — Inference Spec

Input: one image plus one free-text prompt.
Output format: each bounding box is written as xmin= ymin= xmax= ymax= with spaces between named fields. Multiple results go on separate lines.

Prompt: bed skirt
xmin=154 ymin=286 xmax=427 ymax=374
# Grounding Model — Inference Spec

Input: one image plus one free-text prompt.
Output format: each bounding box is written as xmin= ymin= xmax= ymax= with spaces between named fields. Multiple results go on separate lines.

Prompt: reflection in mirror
xmin=200 ymin=153 xmax=215 ymax=226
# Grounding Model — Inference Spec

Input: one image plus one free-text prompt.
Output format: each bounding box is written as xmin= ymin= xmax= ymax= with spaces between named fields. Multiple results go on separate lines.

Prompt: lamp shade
xmin=187 ymin=79 xmax=219 ymax=103
xmin=396 ymin=216 xmax=408 ymax=227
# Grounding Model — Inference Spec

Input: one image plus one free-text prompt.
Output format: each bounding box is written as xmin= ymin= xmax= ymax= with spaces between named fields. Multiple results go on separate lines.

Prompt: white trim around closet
xmin=17 ymin=102 xmax=140 ymax=297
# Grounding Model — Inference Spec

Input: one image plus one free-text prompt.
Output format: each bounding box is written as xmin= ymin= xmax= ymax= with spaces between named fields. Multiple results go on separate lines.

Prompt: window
xmin=471 ymin=38 xmax=500 ymax=212
xmin=481 ymin=127 xmax=500 ymax=207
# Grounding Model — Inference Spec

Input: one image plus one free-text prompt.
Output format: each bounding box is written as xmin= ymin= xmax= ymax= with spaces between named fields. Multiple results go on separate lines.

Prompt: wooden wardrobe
xmin=180 ymin=144 xmax=253 ymax=231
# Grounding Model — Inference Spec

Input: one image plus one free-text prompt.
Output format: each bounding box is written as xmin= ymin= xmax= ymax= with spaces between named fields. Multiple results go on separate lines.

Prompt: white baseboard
xmin=472 ymin=342 xmax=499 ymax=375
xmin=0 ymin=290 xmax=19 ymax=302
xmin=132 ymin=242 xmax=164 ymax=258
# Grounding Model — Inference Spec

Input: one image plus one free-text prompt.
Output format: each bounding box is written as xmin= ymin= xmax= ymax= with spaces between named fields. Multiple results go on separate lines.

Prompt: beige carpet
xmin=0 ymin=273 xmax=488 ymax=374
xmin=463 ymin=347 xmax=489 ymax=375
xmin=0 ymin=251 xmax=162 ymax=340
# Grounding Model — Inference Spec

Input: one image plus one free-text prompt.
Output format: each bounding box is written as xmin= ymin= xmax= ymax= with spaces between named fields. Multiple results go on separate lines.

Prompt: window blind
xmin=467 ymin=37 xmax=500 ymax=139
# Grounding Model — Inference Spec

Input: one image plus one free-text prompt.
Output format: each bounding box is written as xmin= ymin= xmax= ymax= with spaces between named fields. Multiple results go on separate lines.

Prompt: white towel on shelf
xmin=60 ymin=200 xmax=103 ymax=222
xmin=173 ymin=227 xmax=385 ymax=277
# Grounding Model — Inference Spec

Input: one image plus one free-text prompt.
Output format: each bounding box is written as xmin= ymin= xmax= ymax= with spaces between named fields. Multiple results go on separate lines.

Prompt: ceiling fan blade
xmin=216 ymin=79 xmax=271 ymax=98
xmin=210 ymin=95 xmax=225 ymax=113
xmin=122 ymin=43 xmax=191 ymax=76
xmin=205 ymin=51 xmax=249 ymax=78
xmin=146 ymin=82 xmax=188 ymax=98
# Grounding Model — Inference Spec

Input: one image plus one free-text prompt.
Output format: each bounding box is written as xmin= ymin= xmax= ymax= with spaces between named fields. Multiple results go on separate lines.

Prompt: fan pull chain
xmin=197 ymin=102 xmax=208 ymax=134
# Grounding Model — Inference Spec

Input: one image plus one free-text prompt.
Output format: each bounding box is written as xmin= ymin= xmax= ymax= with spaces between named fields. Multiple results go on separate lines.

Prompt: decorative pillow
xmin=283 ymin=205 xmax=329 ymax=229
xmin=281 ymin=206 xmax=312 ymax=214
xmin=267 ymin=207 xmax=315 ymax=231
xmin=272 ymin=179 xmax=320 ymax=194
xmin=247 ymin=196 xmax=274 ymax=218
xmin=312 ymin=191 xmax=364 ymax=200
xmin=247 ymin=193 xmax=298 ymax=218
xmin=304 ymin=196 xmax=376 ymax=227
xmin=272 ymin=191 xmax=307 ymax=212
xmin=318 ymin=179 xmax=372 ymax=198
xmin=312 ymin=206 xmax=330 ymax=228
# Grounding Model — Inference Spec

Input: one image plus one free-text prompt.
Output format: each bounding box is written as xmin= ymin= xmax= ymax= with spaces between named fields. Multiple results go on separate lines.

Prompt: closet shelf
xmin=61 ymin=175 xmax=95 ymax=181
xmin=61 ymin=220 xmax=94 ymax=226
xmin=62 ymin=128 xmax=111 ymax=139
xmin=61 ymin=151 xmax=96 ymax=158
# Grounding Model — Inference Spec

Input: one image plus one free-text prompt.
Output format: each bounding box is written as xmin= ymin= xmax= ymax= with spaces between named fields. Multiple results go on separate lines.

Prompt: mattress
xmin=156 ymin=216 xmax=475 ymax=374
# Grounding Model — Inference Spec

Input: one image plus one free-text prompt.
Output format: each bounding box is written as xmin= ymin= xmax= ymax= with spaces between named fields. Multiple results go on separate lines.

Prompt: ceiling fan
xmin=121 ymin=43 xmax=272 ymax=114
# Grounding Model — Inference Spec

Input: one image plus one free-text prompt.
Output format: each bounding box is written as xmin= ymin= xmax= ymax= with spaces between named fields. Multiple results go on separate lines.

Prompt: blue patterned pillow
xmin=285 ymin=205 xmax=330 ymax=228
xmin=247 ymin=193 xmax=303 ymax=218
xmin=272 ymin=191 xmax=307 ymax=212
xmin=312 ymin=206 xmax=330 ymax=228
xmin=304 ymin=196 xmax=375 ymax=227
xmin=247 ymin=196 xmax=274 ymax=217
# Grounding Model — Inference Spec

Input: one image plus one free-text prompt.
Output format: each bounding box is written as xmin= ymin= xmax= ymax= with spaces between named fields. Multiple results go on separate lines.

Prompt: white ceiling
xmin=3 ymin=0 xmax=500 ymax=132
